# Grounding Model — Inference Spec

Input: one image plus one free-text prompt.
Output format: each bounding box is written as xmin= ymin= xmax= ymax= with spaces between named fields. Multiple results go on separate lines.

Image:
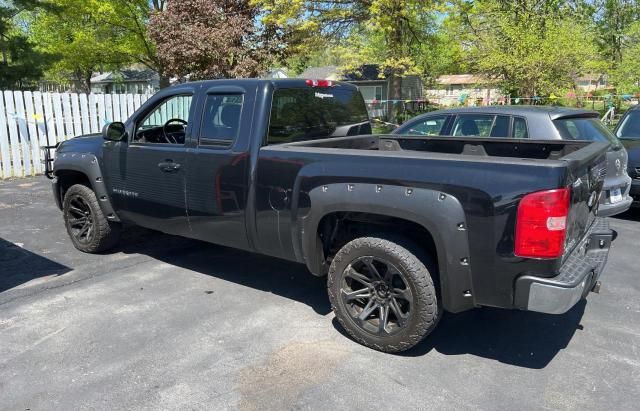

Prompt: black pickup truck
xmin=45 ymin=79 xmax=614 ymax=353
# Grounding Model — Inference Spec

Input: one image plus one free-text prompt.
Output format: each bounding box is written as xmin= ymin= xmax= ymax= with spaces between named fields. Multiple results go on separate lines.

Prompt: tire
xmin=328 ymin=237 xmax=440 ymax=353
xmin=63 ymin=184 xmax=121 ymax=253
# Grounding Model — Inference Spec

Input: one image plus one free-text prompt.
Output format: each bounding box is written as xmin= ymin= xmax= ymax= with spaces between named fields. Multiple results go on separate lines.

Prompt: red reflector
xmin=515 ymin=188 xmax=570 ymax=259
xmin=306 ymin=79 xmax=334 ymax=88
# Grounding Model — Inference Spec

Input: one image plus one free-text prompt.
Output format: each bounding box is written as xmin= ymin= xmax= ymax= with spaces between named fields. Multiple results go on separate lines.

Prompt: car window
xmin=399 ymin=115 xmax=448 ymax=136
xmin=490 ymin=115 xmax=510 ymax=137
xmin=616 ymin=110 xmax=640 ymax=139
xmin=135 ymin=94 xmax=192 ymax=144
xmin=554 ymin=117 xmax=621 ymax=148
xmin=199 ymin=94 xmax=243 ymax=147
xmin=512 ymin=117 xmax=529 ymax=138
xmin=451 ymin=114 xmax=494 ymax=137
xmin=268 ymin=87 xmax=370 ymax=145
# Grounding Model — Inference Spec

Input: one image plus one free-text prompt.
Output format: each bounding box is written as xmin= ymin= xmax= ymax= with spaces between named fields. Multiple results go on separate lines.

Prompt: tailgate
xmin=562 ymin=142 xmax=609 ymax=257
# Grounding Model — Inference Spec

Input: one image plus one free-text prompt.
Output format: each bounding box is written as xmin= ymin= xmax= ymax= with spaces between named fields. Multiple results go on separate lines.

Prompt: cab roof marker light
xmin=306 ymin=79 xmax=335 ymax=88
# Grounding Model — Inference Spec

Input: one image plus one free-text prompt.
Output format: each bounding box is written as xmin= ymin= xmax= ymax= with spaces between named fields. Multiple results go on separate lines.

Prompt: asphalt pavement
xmin=1 ymin=177 xmax=639 ymax=410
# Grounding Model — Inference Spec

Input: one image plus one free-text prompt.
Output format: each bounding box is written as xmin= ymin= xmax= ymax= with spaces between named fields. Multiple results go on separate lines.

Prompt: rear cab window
xmin=554 ymin=117 xmax=621 ymax=148
xmin=267 ymin=86 xmax=371 ymax=145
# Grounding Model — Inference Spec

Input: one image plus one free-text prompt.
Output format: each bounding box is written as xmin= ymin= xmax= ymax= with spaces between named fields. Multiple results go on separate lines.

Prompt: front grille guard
xmin=41 ymin=144 xmax=58 ymax=179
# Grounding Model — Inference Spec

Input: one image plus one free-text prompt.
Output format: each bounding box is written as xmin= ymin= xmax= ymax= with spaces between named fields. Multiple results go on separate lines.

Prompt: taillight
xmin=515 ymin=188 xmax=571 ymax=259
xmin=306 ymin=79 xmax=334 ymax=87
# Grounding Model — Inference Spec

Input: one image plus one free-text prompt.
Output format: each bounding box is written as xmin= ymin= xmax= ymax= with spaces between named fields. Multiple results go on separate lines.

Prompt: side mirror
xmin=102 ymin=122 xmax=127 ymax=142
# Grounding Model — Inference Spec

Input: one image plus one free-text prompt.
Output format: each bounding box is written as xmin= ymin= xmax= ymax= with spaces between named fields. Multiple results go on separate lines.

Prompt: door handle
xmin=158 ymin=160 xmax=181 ymax=173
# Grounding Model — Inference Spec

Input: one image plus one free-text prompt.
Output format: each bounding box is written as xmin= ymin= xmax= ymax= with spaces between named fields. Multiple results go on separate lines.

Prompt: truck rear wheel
xmin=328 ymin=237 xmax=440 ymax=353
xmin=63 ymin=184 xmax=121 ymax=253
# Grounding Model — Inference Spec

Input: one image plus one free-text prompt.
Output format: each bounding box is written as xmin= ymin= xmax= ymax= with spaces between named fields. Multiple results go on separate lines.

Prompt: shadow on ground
xmin=0 ymin=237 xmax=71 ymax=293
xmin=115 ymin=226 xmax=331 ymax=315
xmin=114 ymin=226 xmax=586 ymax=369
xmin=611 ymin=207 xmax=640 ymax=222
xmin=332 ymin=302 xmax=586 ymax=369
xmin=404 ymin=301 xmax=585 ymax=368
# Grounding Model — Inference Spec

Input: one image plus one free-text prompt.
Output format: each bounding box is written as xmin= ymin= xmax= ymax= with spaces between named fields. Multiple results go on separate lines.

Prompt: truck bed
xmin=260 ymin=135 xmax=609 ymax=311
xmin=281 ymin=134 xmax=604 ymax=164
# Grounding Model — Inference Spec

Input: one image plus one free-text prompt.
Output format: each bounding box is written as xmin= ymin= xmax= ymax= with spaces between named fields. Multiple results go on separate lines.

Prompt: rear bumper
xmin=597 ymin=176 xmax=633 ymax=216
xmin=514 ymin=218 xmax=612 ymax=314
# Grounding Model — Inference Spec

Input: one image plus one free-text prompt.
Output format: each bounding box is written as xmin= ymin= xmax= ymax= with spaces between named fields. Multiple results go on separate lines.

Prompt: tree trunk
xmin=83 ymin=73 xmax=92 ymax=94
xmin=389 ymin=73 xmax=402 ymax=123
xmin=159 ymin=73 xmax=171 ymax=89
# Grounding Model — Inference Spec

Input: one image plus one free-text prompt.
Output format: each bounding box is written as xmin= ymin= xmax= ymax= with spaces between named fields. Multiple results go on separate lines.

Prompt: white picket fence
xmin=0 ymin=90 xmax=154 ymax=179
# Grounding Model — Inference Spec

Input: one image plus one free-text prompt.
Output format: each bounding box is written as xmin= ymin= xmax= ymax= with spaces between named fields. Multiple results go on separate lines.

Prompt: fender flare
xmin=299 ymin=183 xmax=475 ymax=313
xmin=54 ymin=152 xmax=120 ymax=222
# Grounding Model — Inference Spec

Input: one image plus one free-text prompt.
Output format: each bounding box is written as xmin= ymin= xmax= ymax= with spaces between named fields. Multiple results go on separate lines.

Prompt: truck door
xmin=184 ymin=87 xmax=253 ymax=250
xmin=118 ymin=92 xmax=195 ymax=236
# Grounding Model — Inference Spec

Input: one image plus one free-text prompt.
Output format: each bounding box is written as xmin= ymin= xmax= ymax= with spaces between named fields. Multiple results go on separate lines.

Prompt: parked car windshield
xmin=554 ymin=117 xmax=621 ymax=148
xmin=268 ymin=87 xmax=371 ymax=144
xmin=616 ymin=111 xmax=640 ymax=139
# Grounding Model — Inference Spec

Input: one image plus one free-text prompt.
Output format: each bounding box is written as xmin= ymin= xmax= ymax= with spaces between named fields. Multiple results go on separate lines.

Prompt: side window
xmin=401 ymin=115 xmax=448 ymax=136
xmin=512 ymin=117 xmax=529 ymax=138
xmin=199 ymin=94 xmax=244 ymax=147
xmin=451 ymin=114 xmax=494 ymax=137
xmin=135 ymin=94 xmax=192 ymax=144
xmin=490 ymin=115 xmax=510 ymax=137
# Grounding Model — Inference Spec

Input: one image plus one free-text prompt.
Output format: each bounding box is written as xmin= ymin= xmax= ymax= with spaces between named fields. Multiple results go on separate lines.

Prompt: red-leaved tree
xmin=148 ymin=0 xmax=282 ymax=80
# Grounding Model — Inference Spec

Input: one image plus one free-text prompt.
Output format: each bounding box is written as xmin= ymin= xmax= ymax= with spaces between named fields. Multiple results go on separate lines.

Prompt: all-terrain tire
xmin=328 ymin=237 xmax=440 ymax=353
xmin=63 ymin=184 xmax=121 ymax=253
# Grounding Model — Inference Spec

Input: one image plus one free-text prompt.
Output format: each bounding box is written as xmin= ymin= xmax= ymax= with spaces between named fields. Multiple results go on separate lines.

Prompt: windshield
xmin=554 ymin=117 xmax=621 ymax=148
xmin=616 ymin=110 xmax=640 ymax=140
xmin=268 ymin=87 xmax=371 ymax=144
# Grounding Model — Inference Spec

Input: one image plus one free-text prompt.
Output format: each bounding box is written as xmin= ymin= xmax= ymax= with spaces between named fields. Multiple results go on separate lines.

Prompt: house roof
xmin=342 ymin=64 xmax=390 ymax=81
xmin=576 ymin=74 xmax=607 ymax=82
xmin=437 ymin=74 xmax=494 ymax=85
xmin=264 ymin=68 xmax=289 ymax=79
xmin=91 ymin=69 xmax=158 ymax=84
xmin=297 ymin=66 xmax=340 ymax=80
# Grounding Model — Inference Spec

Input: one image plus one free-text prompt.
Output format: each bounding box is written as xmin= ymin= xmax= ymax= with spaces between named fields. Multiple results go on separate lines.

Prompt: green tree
xmin=29 ymin=0 xmax=137 ymax=92
xmin=611 ymin=20 xmax=640 ymax=91
xmin=593 ymin=0 xmax=640 ymax=66
xmin=255 ymin=0 xmax=442 ymax=118
xmin=0 ymin=0 xmax=54 ymax=89
xmin=454 ymin=0 xmax=599 ymax=98
xmin=92 ymin=0 xmax=170 ymax=87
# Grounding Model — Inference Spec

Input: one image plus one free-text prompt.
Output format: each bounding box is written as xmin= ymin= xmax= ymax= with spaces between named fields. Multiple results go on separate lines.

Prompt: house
xmin=299 ymin=64 xmax=423 ymax=101
xmin=90 ymin=69 xmax=159 ymax=94
xmin=575 ymin=74 xmax=611 ymax=92
xmin=342 ymin=64 xmax=423 ymax=102
xmin=298 ymin=65 xmax=424 ymax=119
xmin=264 ymin=68 xmax=289 ymax=79
xmin=297 ymin=66 xmax=341 ymax=81
xmin=425 ymin=74 xmax=504 ymax=106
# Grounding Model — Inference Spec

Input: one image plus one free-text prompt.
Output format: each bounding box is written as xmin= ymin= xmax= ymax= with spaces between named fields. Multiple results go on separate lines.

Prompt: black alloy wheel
xmin=66 ymin=194 xmax=95 ymax=245
xmin=328 ymin=237 xmax=440 ymax=353
xmin=341 ymin=256 xmax=413 ymax=336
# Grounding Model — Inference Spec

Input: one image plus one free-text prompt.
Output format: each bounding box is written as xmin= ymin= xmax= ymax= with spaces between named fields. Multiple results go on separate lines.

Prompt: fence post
xmin=0 ymin=93 xmax=12 ymax=178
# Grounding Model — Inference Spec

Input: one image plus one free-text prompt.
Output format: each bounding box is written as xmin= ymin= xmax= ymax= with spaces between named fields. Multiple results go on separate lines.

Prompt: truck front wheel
xmin=328 ymin=237 xmax=440 ymax=353
xmin=62 ymin=184 xmax=121 ymax=253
